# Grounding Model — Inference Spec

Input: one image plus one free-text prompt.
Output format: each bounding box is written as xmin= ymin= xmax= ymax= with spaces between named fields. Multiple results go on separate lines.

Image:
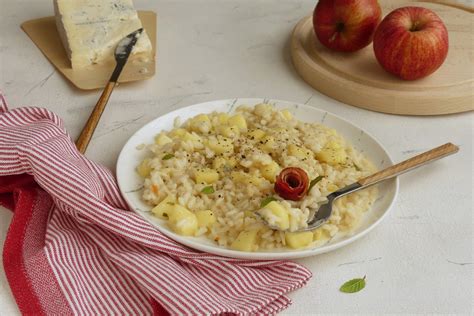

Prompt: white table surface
xmin=0 ymin=0 xmax=472 ymax=314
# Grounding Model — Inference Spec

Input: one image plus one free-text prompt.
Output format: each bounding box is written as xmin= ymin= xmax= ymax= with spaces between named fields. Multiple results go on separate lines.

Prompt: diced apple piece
xmin=285 ymin=232 xmax=313 ymax=249
xmin=254 ymin=103 xmax=273 ymax=116
xmin=287 ymin=144 xmax=313 ymax=160
xmin=231 ymin=171 xmax=263 ymax=186
xmin=194 ymin=168 xmax=219 ymax=184
xmin=247 ymin=129 xmax=266 ymax=140
xmin=154 ymin=134 xmax=172 ymax=146
xmin=169 ymin=128 xmax=187 ymax=138
xmin=281 ymin=109 xmax=293 ymax=120
xmin=324 ymin=140 xmax=344 ymax=151
xmin=183 ymin=132 xmax=202 ymax=146
xmin=228 ymin=114 xmax=247 ymax=131
xmin=151 ymin=195 xmax=176 ymax=218
xmin=231 ymin=229 xmax=259 ymax=252
xmin=189 ymin=114 xmax=211 ymax=133
xmin=260 ymin=161 xmax=280 ymax=182
xmin=206 ymin=136 xmax=234 ymax=154
xmin=260 ymin=136 xmax=275 ymax=153
xmin=312 ymin=228 xmax=329 ymax=241
xmin=218 ymin=126 xmax=240 ymax=138
xmin=315 ymin=141 xmax=347 ymax=165
xmin=193 ymin=114 xmax=210 ymax=124
xmin=212 ymin=156 xmax=237 ymax=170
xmin=136 ymin=158 xmax=152 ymax=177
xmin=212 ymin=157 xmax=226 ymax=170
xmin=196 ymin=210 xmax=216 ymax=229
xmin=327 ymin=183 xmax=339 ymax=192
xmin=227 ymin=157 xmax=237 ymax=167
xmin=167 ymin=205 xmax=198 ymax=236
xmin=183 ymin=132 xmax=200 ymax=141
xmin=217 ymin=113 xmax=230 ymax=124
xmin=247 ymin=174 xmax=264 ymax=186
xmin=230 ymin=171 xmax=245 ymax=183
xmin=257 ymin=201 xmax=290 ymax=230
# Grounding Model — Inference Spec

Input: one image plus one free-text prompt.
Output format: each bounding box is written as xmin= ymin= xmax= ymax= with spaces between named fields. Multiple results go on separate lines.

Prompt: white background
xmin=0 ymin=0 xmax=472 ymax=314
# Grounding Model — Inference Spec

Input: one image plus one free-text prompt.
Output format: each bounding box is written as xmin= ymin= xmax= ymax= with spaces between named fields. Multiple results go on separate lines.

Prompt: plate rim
xmin=116 ymin=98 xmax=399 ymax=260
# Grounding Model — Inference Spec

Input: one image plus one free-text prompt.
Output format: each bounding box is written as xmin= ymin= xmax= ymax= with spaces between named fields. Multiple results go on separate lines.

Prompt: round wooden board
xmin=290 ymin=0 xmax=473 ymax=115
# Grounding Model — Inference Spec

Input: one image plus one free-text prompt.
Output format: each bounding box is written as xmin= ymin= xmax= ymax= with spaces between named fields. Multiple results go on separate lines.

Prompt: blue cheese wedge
xmin=54 ymin=0 xmax=153 ymax=68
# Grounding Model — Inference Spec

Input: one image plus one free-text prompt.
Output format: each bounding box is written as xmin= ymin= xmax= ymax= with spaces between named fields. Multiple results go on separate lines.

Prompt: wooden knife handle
xmin=358 ymin=143 xmax=459 ymax=187
xmin=75 ymin=81 xmax=116 ymax=153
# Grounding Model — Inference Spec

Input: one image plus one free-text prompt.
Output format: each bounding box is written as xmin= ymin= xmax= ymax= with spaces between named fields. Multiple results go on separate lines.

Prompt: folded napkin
xmin=0 ymin=93 xmax=311 ymax=315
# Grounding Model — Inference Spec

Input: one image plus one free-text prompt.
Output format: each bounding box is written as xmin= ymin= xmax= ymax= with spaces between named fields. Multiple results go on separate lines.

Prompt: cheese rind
xmin=54 ymin=0 xmax=153 ymax=68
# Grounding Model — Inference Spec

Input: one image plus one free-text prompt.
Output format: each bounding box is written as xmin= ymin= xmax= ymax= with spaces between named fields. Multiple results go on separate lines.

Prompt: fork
xmin=260 ymin=142 xmax=459 ymax=231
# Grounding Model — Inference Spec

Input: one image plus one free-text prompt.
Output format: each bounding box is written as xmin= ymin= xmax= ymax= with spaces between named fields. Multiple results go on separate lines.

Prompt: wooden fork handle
xmin=358 ymin=143 xmax=459 ymax=187
xmin=75 ymin=81 xmax=116 ymax=153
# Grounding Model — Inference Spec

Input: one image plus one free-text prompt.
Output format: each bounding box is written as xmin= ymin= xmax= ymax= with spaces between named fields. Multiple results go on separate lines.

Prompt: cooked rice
xmin=138 ymin=104 xmax=377 ymax=251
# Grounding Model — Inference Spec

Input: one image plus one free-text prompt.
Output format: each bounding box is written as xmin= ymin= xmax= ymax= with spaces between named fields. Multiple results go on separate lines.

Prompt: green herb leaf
xmin=201 ymin=186 xmax=215 ymax=194
xmin=339 ymin=276 xmax=366 ymax=293
xmin=260 ymin=196 xmax=277 ymax=208
xmin=308 ymin=176 xmax=324 ymax=191
xmin=162 ymin=153 xmax=174 ymax=160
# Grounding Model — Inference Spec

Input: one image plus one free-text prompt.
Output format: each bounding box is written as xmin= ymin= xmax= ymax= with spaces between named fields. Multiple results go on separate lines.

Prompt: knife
xmin=76 ymin=28 xmax=144 ymax=153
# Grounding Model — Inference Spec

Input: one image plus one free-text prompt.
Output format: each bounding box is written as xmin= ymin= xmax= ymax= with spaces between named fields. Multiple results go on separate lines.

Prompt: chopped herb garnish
xmin=353 ymin=163 xmax=362 ymax=171
xmin=308 ymin=175 xmax=324 ymax=191
xmin=201 ymin=186 xmax=215 ymax=194
xmin=162 ymin=153 xmax=174 ymax=160
xmin=260 ymin=196 xmax=277 ymax=208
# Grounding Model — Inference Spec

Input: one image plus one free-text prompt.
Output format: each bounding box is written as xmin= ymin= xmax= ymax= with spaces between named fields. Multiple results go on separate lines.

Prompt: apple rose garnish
xmin=274 ymin=167 xmax=309 ymax=201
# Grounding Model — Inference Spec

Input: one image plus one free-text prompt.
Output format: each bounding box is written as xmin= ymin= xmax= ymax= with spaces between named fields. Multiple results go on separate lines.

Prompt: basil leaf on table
xmin=339 ymin=276 xmax=366 ymax=293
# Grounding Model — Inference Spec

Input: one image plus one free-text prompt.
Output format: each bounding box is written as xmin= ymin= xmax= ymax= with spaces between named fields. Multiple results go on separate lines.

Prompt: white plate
xmin=116 ymin=98 xmax=398 ymax=260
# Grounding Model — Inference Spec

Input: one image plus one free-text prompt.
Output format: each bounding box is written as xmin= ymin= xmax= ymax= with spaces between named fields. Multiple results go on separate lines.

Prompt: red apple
xmin=373 ymin=7 xmax=449 ymax=80
xmin=313 ymin=0 xmax=382 ymax=52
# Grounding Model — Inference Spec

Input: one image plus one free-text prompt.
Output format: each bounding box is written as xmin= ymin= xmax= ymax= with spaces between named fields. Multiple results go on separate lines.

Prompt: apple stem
xmin=410 ymin=21 xmax=422 ymax=32
xmin=329 ymin=22 xmax=345 ymax=43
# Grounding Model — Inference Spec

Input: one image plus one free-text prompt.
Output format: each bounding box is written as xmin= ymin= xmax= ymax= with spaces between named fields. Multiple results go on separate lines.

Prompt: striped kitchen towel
xmin=0 ymin=93 xmax=311 ymax=315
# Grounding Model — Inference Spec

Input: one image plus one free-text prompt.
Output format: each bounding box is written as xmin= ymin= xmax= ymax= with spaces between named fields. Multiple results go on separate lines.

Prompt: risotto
xmin=137 ymin=104 xmax=377 ymax=251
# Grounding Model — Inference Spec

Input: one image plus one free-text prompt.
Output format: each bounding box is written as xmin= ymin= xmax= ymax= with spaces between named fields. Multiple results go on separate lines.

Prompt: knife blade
xmin=110 ymin=28 xmax=144 ymax=82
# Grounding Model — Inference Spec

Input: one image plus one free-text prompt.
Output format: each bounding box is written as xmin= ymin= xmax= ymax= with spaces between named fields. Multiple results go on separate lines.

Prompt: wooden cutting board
xmin=290 ymin=0 xmax=473 ymax=115
xmin=21 ymin=11 xmax=156 ymax=90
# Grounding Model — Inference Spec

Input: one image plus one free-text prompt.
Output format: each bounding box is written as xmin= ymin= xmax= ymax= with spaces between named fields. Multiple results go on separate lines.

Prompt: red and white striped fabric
xmin=0 ymin=93 xmax=312 ymax=315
